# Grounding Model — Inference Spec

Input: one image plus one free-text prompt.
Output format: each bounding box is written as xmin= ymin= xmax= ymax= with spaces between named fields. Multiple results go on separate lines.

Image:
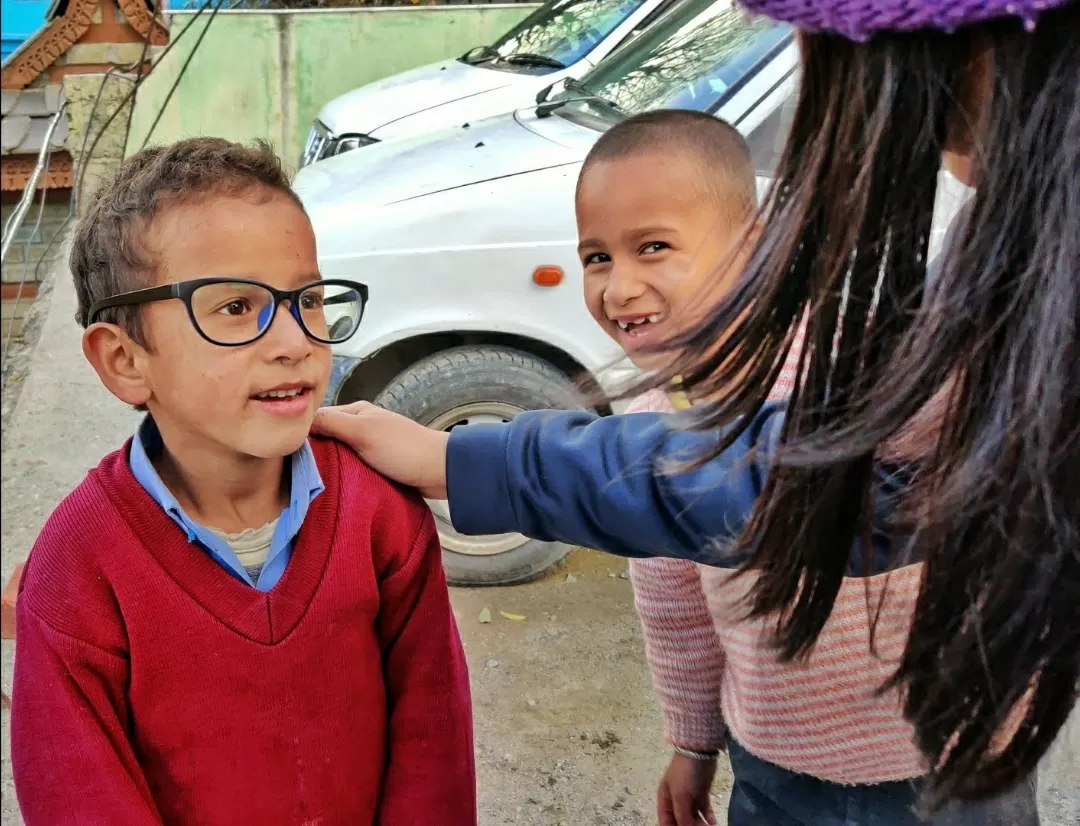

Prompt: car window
xmin=489 ymin=0 xmax=652 ymax=70
xmin=557 ymin=0 xmax=791 ymax=123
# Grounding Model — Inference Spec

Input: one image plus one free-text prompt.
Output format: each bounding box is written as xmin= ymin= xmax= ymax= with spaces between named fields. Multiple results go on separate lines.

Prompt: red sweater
xmin=11 ymin=436 xmax=476 ymax=826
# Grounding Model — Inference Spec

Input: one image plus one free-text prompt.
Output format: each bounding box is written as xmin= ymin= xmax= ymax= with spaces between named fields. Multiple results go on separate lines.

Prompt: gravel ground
xmin=454 ymin=549 xmax=732 ymax=826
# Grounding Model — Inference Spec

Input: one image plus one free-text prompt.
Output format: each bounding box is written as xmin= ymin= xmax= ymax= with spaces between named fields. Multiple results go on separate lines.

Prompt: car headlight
xmin=329 ymin=134 xmax=378 ymax=156
xmin=300 ymin=121 xmax=379 ymax=167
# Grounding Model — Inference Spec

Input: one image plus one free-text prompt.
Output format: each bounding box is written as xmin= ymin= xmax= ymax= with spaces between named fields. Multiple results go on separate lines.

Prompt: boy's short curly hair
xmin=71 ymin=137 xmax=304 ymax=346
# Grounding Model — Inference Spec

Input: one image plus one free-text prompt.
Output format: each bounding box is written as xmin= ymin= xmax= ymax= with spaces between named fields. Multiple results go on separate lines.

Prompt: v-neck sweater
xmin=10 ymin=436 xmax=476 ymax=826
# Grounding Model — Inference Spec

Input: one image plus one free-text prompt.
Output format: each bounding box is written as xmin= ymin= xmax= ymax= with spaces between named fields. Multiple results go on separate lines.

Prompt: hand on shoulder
xmin=312 ymin=402 xmax=451 ymax=500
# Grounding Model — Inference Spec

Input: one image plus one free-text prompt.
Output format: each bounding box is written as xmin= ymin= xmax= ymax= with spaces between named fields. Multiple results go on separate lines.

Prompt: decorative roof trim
xmin=1 ymin=0 xmax=96 ymax=90
xmin=1 ymin=0 xmax=166 ymax=91
xmin=117 ymin=0 xmax=169 ymax=45
xmin=1 ymin=152 xmax=75 ymax=191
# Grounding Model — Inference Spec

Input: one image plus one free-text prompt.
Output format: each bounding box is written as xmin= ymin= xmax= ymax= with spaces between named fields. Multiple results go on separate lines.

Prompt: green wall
xmin=127 ymin=7 xmax=535 ymax=168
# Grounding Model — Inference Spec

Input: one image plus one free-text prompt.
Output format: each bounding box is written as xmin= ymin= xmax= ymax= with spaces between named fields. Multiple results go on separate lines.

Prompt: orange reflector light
xmin=533 ymin=266 xmax=563 ymax=287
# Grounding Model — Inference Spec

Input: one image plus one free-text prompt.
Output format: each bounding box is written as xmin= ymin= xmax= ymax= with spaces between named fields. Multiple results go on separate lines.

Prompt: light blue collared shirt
xmin=128 ymin=417 xmax=325 ymax=591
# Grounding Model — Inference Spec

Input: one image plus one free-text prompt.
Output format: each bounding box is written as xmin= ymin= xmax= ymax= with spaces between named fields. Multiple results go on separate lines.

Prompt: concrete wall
xmin=127 ymin=6 xmax=535 ymax=167
xmin=65 ymin=71 xmax=137 ymax=209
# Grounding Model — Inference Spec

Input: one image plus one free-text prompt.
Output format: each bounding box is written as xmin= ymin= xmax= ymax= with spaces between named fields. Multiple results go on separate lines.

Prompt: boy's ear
xmin=82 ymin=323 xmax=152 ymax=408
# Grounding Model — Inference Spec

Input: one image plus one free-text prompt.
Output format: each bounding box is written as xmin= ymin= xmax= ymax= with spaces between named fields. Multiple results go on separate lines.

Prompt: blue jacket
xmin=447 ymin=404 xmax=907 ymax=577
xmin=447 ymin=405 xmax=776 ymax=564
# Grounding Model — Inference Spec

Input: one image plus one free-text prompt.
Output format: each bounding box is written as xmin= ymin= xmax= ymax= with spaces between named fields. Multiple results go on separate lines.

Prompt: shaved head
xmin=579 ymin=109 xmax=758 ymax=226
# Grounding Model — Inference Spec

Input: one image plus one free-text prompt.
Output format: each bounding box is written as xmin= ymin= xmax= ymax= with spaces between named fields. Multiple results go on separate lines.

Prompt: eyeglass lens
xmin=189 ymin=282 xmax=363 ymax=345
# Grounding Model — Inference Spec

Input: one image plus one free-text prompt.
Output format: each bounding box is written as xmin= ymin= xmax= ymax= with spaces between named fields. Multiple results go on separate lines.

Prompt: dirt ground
xmin=454 ymin=548 xmax=734 ymax=826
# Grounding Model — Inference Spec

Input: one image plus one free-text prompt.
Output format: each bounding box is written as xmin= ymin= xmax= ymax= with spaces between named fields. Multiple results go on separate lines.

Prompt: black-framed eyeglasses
xmin=88 ymin=277 xmax=369 ymax=347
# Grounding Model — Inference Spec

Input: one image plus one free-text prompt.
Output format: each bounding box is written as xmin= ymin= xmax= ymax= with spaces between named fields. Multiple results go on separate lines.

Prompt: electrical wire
xmin=74 ymin=0 xmax=219 ymax=204
xmin=140 ymin=0 xmax=226 ymax=150
xmin=121 ymin=0 xmax=161 ymax=155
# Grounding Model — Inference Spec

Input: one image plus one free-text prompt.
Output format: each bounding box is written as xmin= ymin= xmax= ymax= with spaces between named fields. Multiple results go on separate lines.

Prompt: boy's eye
xmin=583 ymin=252 xmax=611 ymax=267
xmin=299 ymin=292 xmax=324 ymax=311
xmin=218 ymin=299 xmax=252 ymax=316
xmin=640 ymin=241 xmax=670 ymax=255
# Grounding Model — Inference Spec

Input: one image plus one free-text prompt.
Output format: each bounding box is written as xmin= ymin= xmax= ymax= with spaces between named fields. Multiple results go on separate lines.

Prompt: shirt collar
xmin=130 ymin=416 xmax=324 ymax=520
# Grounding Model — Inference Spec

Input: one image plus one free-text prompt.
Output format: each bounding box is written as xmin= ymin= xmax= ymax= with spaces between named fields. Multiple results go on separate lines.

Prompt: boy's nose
xmin=603 ymin=267 xmax=647 ymax=307
xmin=263 ymin=300 xmax=313 ymax=360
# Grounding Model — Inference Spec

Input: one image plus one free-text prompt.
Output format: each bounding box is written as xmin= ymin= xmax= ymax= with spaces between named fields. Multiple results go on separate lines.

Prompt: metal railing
xmin=0 ymin=101 xmax=69 ymax=373
xmin=0 ymin=102 xmax=67 ymax=266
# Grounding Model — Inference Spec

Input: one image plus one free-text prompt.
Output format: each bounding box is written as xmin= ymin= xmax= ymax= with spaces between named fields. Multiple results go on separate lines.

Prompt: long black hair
xmin=653 ymin=3 xmax=1079 ymax=810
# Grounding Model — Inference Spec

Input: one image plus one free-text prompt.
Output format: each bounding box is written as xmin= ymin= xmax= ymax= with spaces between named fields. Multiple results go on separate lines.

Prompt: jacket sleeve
xmin=11 ymin=601 xmax=163 ymax=826
xmin=375 ymin=505 xmax=476 ymax=826
xmin=445 ymin=406 xmax=784 ymax=566
xmin=629 ymin=558 xmax=727 ymax=752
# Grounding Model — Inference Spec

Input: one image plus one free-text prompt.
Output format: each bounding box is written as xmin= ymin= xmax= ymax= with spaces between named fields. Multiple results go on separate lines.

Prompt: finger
xmin=657 ymin=785 xmax=677 ymax=826
xmin=700 ymin=797 xmax=717 ymax=826
xmin=310 ymin=407 xmax=361 ymax=437
xmin=672 ymin=792 xmax=698 ymax=826
xmin=319 ymin=400 xmax=375 ymax=417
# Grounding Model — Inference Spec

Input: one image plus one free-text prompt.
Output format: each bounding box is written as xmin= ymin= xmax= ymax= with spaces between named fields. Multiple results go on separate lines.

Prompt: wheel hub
xmin=425 ymin=402 xmax=532 ymax=557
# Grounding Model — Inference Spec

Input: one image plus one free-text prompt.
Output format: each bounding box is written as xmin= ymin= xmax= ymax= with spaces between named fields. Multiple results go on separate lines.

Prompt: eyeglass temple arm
xmin=323 ymin=293 xmax=360 ymax=306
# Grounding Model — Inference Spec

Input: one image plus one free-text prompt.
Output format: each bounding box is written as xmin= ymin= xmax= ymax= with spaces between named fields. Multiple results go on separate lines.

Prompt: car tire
xmin=374 ymin=345 xmax=591 ymax=587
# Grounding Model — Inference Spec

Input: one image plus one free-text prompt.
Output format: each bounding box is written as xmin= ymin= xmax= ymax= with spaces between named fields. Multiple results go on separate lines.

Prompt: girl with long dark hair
xmin=314 ymin=1 xmax=1078 ymax=823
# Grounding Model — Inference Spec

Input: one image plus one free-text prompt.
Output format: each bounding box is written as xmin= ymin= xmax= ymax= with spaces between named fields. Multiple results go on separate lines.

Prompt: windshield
xmin=481 ymin=0 xmax=650 ymax=72
xmin=556 ymin=0 xmax=791 ymax=123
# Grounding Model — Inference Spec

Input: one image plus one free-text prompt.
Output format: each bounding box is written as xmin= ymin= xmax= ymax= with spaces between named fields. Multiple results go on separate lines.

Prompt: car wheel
xmin=374 ymin=345 xmax=591 ymax=586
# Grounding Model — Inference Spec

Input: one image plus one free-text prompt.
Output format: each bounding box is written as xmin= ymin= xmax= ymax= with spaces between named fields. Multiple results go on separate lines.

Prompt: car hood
xmin=316 ymin=59 xmax=517 ymax=136
xmin=293 ymin=112 xmax=582 ymax=213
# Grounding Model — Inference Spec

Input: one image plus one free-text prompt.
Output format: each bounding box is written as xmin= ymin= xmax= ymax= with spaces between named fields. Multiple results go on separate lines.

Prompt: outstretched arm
xmin=313 ymin=402 xmax=784 ymax=567
xmin=446 ymin=408 xmax=780 ymax=563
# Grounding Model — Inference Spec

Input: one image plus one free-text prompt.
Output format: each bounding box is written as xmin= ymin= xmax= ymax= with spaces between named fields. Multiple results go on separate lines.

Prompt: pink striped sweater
xmin=627 ymin=331 xmax=931 ymax=786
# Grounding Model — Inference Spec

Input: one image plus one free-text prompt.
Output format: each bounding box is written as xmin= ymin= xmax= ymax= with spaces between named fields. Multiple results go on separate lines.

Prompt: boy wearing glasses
xmin=9 ymin=139 xmax=476 ymax=826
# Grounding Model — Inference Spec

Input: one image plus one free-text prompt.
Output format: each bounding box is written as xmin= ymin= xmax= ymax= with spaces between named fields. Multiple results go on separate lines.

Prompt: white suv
xmin=294 ymin=0 xmax=799 ymax=585
xmin=299 ymin=0 xmax=680 ymax=167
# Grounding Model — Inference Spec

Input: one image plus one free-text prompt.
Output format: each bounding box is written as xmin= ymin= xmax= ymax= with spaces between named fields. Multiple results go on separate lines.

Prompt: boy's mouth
xmin=613 ymin=313 xmax=663 ymax=339
xmin=253 ymin=387 xmax=307 ymax=400
xmin=250 ymin=383 xmax=314 ymax=417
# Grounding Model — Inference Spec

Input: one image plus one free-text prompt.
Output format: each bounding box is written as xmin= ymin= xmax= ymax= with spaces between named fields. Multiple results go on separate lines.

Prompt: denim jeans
xmin=726 ymin=739 xmax=1040 ymax=825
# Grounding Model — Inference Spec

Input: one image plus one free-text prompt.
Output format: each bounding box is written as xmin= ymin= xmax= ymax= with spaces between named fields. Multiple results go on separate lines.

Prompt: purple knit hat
xmin=740 ymin=0 xmax=1070 ymax=41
